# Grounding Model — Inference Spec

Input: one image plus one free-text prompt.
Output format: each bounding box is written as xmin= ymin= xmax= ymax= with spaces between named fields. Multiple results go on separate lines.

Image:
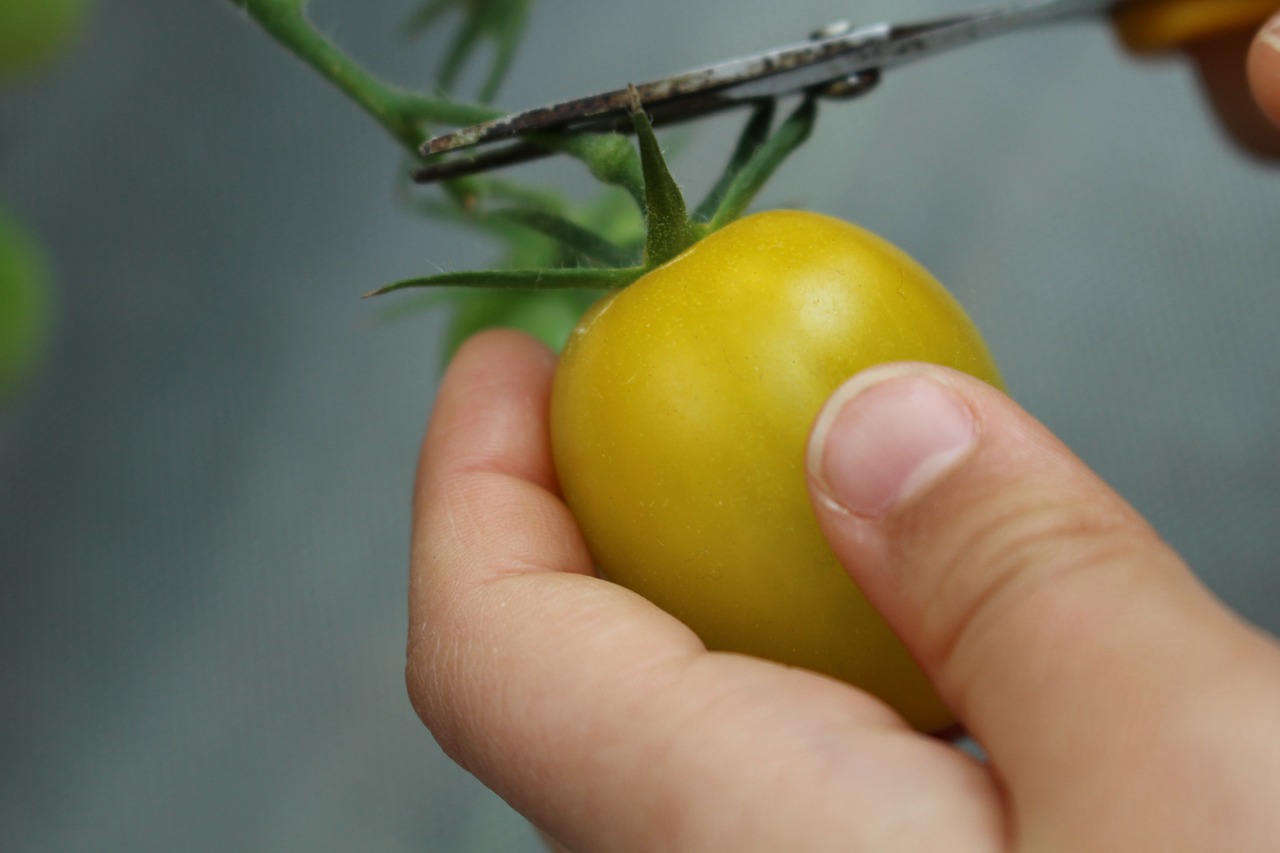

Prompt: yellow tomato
xmin=550 ymin=210 xmax=1002 ymax=732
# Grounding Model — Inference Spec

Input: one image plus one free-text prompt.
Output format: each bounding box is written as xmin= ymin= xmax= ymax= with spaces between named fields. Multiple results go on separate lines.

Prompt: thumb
xmin=805 ymin=364 xmax=1280 ymax=835
xmin=1248 ymin=12 xmax=1280 ymax=128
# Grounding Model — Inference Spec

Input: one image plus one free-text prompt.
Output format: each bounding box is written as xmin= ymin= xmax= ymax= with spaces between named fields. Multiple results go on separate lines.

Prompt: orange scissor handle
xmin=1113 ymin=0 xmax=1277 ymax=53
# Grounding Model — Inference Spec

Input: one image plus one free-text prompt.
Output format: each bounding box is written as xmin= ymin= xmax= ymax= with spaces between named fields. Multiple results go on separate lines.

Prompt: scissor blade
xmin=418 ymin=0 xmax=1120 ymax=164
xmin=421 ymin=22 xmax=893 ymax=156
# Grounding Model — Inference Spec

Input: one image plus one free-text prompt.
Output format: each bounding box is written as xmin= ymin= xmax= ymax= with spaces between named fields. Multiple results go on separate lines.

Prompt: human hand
xmin=407 ymin=329 xmax=1280 ymax=852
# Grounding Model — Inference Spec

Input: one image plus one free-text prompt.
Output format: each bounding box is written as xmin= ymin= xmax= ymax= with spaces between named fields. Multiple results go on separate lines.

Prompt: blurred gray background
xmin=2 ymin=1 xmax=1277 ymax=850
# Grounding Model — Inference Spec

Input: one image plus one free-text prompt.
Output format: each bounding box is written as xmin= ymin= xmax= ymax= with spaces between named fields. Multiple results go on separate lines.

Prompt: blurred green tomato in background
xmin=0 ymin=0 xmax=91 ymax=80
xmin=0 ymin=207 xmax=52 ymax=398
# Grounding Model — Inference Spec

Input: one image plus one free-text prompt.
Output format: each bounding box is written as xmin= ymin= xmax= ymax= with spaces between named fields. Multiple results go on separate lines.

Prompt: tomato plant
xmin=232 ymin=3 xmax=1004 ymax=731
xmin=549 ymin=210 xmax=1002 ymax=732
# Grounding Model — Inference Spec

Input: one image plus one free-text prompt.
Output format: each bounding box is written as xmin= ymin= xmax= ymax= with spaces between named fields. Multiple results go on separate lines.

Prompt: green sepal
xmin=418 ymin=199 xmax=638 ymax=267
xmin=705 ymin=96 xmax=818 ymax=230
xmin=488 ymin=209 xmax=637 ymax=268
xmin=440 ymin=174 xmax=568 ymax=212
xmin=627 ymin=86 xmax=699 ymax=268
xmin=365 ymin=265 xmax=644 ymax=298
xmin=693 ymin=100 xmax=775 ymax=223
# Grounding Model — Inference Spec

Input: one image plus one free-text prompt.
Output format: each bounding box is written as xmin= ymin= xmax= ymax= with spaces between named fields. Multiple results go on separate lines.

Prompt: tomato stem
xmin=227 ymin=0 xmax=501 ymax=154
xmin=229 ymin=0 xmax=647 ymax=204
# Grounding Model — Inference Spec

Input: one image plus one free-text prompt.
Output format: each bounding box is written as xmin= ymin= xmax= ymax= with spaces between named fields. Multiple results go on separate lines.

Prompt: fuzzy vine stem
xmin=227 ymin=0 xmax=501 ymax=153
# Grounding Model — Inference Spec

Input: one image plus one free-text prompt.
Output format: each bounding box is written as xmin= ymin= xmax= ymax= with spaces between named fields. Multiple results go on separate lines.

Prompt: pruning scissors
xmin=413 ymin=0 xmax=1277 ymax=182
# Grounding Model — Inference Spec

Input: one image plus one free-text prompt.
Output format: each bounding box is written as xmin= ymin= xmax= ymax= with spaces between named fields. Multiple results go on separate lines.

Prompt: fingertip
xmin=445 ymin=327 xmax=558 ymax=386
xmin=807 ymin=364 xmax=979 ymax=521
xmin=423 ymin=328 xmax=560 ymax=484
xmin=1248 ymin=12 xmax=1280 ymax=128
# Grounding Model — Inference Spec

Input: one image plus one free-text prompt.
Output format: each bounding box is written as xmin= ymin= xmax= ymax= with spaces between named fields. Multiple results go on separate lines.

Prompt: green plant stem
xmin=228 ymin=0 xmax=500 ymax=152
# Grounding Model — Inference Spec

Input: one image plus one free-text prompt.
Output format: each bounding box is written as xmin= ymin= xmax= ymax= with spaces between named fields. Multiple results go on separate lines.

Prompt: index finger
xmin=405 ymin=329 xmax=704 ymax=840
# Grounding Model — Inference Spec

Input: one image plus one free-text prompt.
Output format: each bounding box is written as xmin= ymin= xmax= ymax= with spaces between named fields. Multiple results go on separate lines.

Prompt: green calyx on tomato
xmin=366 ymin=88 xmax=819 ymax=306
xmin=368 ymin=83 xmax=819 ymax=351
xmin=551 ymin=209 xmax=1002 ymax=732
xmin=236 ymin=2 xmax=819 ymax=350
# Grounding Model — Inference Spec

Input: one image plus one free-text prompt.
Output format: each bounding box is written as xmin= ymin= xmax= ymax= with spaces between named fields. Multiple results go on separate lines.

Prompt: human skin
xmin=407 ymin=332 xmax=1280 ymax=852
xmin=1247 ymin=11 xmax=1280 ymax=127
xmin=406 ymin=20 xmax=1280 ymax=853
xmin=1188 ymin=20 xmax=1280 ymax=158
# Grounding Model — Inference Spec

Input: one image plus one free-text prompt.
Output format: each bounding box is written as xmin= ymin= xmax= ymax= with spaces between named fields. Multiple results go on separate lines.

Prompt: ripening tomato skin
xmin=550 ymin=210 xmax=1002 ymax=732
